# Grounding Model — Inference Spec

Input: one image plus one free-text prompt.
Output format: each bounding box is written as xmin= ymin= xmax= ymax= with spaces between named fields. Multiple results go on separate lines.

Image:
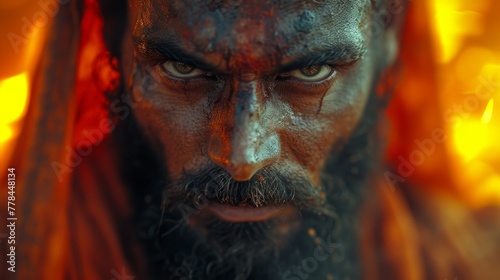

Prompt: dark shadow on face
xmin=163 ymin=166 xmax=326 ymax=211
xmin=127 ymin=0 xmax=379 ymax=188
xmin=117 ymin=85 xmax=384 ymax=279
xmin=111 ymin=0 xmax=404 ymax=279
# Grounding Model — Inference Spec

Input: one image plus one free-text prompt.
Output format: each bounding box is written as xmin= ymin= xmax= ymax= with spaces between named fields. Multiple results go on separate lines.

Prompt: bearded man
xmin=3 ymin=0 xmax=500 ymax=279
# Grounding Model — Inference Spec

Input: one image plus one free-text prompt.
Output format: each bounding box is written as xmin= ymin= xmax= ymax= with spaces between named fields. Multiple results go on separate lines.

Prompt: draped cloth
xmin=3 ymin=0 xmax=499 ymax=279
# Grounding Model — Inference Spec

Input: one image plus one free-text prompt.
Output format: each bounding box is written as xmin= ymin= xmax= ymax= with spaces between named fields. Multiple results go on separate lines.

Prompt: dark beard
xmin=118 ymin=90 xmax=383 ymax=280
xmin=147 ymin=166 xmax=331 ymax=279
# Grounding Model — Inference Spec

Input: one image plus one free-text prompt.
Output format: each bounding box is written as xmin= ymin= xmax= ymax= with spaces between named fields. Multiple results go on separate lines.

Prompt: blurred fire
xmin=430 ymin=0 xmax=489 ymax=63
xmin=0 ymin=73 xmax=29 ymax=142
xmin=0 ymin=1 xmax=45 ymax=171
xmin=0 ymin=73 xmax=29 ymax=172
xmin=429 ymin=0 xmax=500 ymax=205
xmin=0 ymin=0 xmax=499 ymax=205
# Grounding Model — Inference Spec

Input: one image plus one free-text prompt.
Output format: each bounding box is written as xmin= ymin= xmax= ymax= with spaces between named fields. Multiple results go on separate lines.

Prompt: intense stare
xmin=121 ymin=0 xmax=400 ymax=279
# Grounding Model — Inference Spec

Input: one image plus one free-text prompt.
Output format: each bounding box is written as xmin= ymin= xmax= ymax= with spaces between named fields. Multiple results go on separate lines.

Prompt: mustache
xmin=162 ymin=166 xmax=330 ymax=214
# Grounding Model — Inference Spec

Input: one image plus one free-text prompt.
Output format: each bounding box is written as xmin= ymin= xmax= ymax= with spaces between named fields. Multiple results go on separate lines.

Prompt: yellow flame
xmin=0 ymin=73 xmax=29 ymax=123
xmin=481 ymin=99 xmax=494 ymax=124
xmin=479 ymin=175 xmax=500 ymax=204
xmin=453 ymin=120 xmax=489 ymax=162
xmin=0 ymin=125 xmax=13 ymax=143
xmin=0 ymin=73 xmax=29 ymax=152
xmin=430 ymin=0 xmax=486 ymax=63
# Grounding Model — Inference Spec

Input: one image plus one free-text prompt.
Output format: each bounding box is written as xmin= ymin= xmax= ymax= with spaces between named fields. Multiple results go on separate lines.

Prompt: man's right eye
xmin=160 ymin=61 xmax=206 ymax=79
xmin=277 ymin=64 xmax=336 ymax=82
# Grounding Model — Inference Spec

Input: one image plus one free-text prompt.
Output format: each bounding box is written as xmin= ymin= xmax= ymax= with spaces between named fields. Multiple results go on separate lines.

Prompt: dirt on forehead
xmin=133 ymin=0 xmax=369 ymax=72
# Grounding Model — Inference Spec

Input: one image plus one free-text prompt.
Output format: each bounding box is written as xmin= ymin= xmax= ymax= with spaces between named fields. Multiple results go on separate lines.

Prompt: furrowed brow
xmin=279 ymin=43 xmax=367 ymax=73
xmin=133 ymin=37 xmax=219 ymax=72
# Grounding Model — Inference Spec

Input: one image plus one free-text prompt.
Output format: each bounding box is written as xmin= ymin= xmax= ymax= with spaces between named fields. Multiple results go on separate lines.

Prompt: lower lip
xmin=206 ymin=203 xmax=288 ymax=223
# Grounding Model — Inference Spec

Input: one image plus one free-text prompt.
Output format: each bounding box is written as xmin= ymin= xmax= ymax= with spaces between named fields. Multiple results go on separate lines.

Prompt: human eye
xmin=160 ymin=60 xmax=207 ymax=79
xmin=278 ymin=64 xmax=336 ymax=82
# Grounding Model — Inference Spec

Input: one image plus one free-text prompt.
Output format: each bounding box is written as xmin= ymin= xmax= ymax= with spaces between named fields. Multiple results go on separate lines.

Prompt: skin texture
xmin=118 ymin=0 xmax=401 ymax=279
xmin=128 ymin=0 xmax=380 ymax=185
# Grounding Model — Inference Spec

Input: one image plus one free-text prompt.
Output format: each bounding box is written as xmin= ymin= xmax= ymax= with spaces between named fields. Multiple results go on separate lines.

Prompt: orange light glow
xmin=0 ymin=73 xmax=29 ymax=169
xmin=429 ymin=0 xmax=488 ymax=63
xmin=481 ymin=99 xmax=494 ymax=124
xmin=430 ymin=0 xmax=500 ymax=205
xmin=0 ymin=0 xmax=46 ymax=169
xmin=452 ymin=120 xmax=489 ymax=162
xmin=0 ymin=73 xmax=29 ymax=123
xmin=0 ymin=0 xmax=499 ymax=208
xmin=0 ymin=125 xmax=13 ymax=144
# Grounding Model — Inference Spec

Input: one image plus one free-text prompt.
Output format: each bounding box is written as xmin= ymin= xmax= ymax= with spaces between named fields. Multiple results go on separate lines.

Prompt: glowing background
xmin=0 ymin=0 xmax=499 ymax=204
xmin=427 ymin=0 xmax=500 ymax=205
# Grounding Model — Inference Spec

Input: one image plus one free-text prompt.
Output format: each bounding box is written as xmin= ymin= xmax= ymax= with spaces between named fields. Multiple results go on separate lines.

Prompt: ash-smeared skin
xmin=128 ymin=0 xmax=377 ymax=185
xmin=122 ymin=0 xmax=398 ymax=279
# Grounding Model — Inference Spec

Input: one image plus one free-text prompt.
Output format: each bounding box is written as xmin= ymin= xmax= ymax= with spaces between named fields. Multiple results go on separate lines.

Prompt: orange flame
xmin=429 ymin=0 xmax=500 ymax=206
xmin=0 ymin=73 xmax=29 ymax=170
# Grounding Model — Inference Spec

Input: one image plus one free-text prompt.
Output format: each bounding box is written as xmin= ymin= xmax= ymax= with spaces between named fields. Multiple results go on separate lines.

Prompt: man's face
xmin=130 ymin=0 xmax=379 ymax=187
xmin=125 ymin=0 xmax=396 ymax=278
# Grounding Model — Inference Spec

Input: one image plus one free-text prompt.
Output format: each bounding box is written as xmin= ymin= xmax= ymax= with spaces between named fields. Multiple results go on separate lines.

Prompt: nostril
xmin=208 ymin=136 xmax=231 ymax=168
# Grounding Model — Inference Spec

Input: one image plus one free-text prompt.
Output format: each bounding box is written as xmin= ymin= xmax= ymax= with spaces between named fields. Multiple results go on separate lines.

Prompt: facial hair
xmin=117 ymin=85 xmax=384 ymax=280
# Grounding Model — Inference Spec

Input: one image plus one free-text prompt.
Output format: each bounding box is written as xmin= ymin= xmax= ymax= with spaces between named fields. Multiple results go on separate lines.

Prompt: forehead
xmin=132 ymin=0 xmax=371 ymax=71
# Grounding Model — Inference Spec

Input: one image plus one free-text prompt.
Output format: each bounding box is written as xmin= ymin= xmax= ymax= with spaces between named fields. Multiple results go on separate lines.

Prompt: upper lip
xmin=206 ymin=202 xmax=287 ymax=222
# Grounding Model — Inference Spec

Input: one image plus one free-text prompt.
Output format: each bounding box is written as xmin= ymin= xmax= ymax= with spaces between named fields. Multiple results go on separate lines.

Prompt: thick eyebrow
xmin=278 ymin=44 xmax=367 ymax=73
xmin=134 ymin=37 xmax=219 ymax=72
xmin=134 ymin=36 xmax=366 ymax=73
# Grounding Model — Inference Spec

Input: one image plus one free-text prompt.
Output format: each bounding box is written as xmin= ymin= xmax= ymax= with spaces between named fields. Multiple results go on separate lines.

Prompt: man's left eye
xmin=161 ymin=61 xmax=205 ymax=78
xmin=280 ymin=65 xmax=335 ymax=82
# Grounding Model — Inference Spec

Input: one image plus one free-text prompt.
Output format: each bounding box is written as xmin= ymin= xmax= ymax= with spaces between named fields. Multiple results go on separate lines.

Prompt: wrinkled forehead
xmin=131 ymin=0 xmax=372 ymax=71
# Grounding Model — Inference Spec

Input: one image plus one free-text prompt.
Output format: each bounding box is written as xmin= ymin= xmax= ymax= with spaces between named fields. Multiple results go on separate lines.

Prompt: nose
xmin=209 ymin=80 xmax=280 ymax=181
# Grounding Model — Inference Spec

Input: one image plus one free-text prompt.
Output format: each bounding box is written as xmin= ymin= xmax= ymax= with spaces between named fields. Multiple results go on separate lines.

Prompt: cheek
xmin=278 ymin=104 xmax=362 ymax=185
xmin=277 ymin=61 xmax=374 ymax=184
xmin=130 ymin=63 xmax=212 ymax=179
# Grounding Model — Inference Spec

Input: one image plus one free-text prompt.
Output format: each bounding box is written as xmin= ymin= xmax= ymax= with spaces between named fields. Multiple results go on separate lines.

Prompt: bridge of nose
xmin=209 ymin=78 xmax=280 ymax=181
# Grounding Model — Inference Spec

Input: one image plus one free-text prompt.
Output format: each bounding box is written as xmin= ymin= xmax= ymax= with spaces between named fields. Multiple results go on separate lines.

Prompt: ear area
xmin=383 ymin=27 xmax=400 ymax=68
xmin=376 ymin=0 xmax=409 ymax=68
